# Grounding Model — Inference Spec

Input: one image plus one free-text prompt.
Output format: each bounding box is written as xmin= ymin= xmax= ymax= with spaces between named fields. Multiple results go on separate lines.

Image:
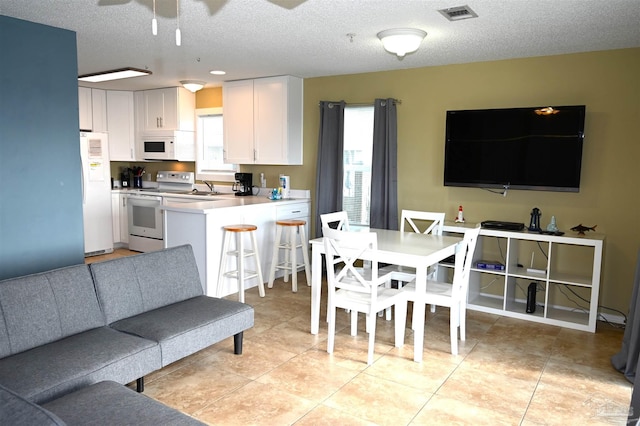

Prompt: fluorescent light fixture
xmin=78 ymin=67 xmax=152 ymax=83
xmin=210 ymin=70 xmax=226 ymax=75
xmin=377 ymin=28 xmax=427 ymax=58
xmin=180 ymin=80 xmax=206 ymax=92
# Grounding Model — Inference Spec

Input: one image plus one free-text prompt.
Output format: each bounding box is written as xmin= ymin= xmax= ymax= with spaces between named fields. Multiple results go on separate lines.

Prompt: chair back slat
xmin=401 ymin=210 xmax=445 ymax=235
xmin=320 ymin=211 xmax=350 ymax=231
xmin=323 ymin=227 xmax=381 ymax=298
xmin=450 ymin=225 xmax=481 ymax=298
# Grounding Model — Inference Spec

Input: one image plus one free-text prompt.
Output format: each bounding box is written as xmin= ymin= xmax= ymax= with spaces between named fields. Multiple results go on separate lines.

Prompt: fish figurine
xmin=570 ymin=224 xmax=597 ymax=235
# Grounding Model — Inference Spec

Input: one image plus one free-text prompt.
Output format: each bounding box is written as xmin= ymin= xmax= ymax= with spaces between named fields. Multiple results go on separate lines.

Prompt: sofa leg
xmin=234 ymin=332 xmax=243 ymax=355
xmin=136 ymin=377 xmax=144 ymax=393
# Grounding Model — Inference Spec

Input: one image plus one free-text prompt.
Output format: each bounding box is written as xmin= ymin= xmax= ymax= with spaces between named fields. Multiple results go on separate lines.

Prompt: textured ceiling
xmin=1 ymin=0 xmax=639 ymax=91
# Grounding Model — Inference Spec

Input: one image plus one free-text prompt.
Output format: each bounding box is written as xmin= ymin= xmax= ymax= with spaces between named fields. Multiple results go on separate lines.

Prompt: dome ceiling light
xmin=377 ymin=28 xmax=427 ymax=58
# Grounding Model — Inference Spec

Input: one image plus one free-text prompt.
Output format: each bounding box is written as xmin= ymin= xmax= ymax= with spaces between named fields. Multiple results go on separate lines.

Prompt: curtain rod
xmin=320 ymin=99 xmax=402 ymax=108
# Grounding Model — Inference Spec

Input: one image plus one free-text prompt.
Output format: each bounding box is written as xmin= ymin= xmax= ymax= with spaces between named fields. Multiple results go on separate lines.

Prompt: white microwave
xmin=142 ymin=136 xmax=175 ymax=160
xmin=140 ymin=131 xmax=195 ymax=161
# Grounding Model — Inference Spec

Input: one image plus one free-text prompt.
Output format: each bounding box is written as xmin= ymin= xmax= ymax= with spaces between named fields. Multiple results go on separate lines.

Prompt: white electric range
xmin=127 ymin=171 xmax=196 ymax=252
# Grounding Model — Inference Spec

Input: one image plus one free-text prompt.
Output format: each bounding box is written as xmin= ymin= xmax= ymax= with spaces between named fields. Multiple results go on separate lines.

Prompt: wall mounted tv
xmin=443 ymin=105 xmax=586 ymax=192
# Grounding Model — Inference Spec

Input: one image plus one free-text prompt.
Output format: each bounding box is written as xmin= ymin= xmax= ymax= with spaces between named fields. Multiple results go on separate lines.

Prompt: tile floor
xmin=88 ymin=249 xmax=632 ymax=425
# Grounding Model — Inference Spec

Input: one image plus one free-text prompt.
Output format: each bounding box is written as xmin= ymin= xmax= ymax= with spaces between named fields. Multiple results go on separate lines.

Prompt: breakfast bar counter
xmin=162 ymin=194 xmax=310 ymax=298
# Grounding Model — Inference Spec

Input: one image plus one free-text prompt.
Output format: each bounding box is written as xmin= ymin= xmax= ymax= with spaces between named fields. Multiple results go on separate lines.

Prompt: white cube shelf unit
xmin=442 ymin=222 xmax=604 ymax=332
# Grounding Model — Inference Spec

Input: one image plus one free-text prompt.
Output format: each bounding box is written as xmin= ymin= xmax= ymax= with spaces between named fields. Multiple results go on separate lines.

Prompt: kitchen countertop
xmin=162 ymin=195 xmax=308 ymax=213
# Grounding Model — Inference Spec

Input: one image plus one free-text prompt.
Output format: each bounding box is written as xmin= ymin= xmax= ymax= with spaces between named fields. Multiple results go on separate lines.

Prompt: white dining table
xmin=309 ymin=228 xmax=462 ymax=363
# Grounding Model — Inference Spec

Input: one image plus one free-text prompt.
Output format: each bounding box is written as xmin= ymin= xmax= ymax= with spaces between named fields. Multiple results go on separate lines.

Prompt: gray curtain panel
xmin=612 ymin=248 xmax=640 ymax=382
xmin=370 ymin=98 xmax=399 ymax=230
xmin=315 ymin=101 xmax=346 ymax=238
xmin=611 ymin=249 xmax=640 ymax=424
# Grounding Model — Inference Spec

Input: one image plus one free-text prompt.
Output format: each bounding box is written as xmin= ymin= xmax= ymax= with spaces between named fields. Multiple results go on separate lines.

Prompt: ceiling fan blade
xmin=97 ymin=0 xmax=132 ymax=5
xmin=267 ymin=0 xmax=307 ymax=10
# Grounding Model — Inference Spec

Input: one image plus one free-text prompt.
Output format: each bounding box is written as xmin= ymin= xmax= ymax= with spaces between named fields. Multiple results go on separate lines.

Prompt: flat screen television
xmin=443 ymin=105 xmax=586 ymax=192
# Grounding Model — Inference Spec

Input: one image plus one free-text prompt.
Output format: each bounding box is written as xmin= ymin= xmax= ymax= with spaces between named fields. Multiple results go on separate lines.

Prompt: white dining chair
xmin=380 ymin=210 xmax=446 ymax=284
xmin=323 ymin=227 xmax=408 ymax=365
xmin=379 ymin=210 xmax=445 ymax=317
xmin=401 ymin=225 xmax=481 ymax=356
xmin=320 ymin=211 xmax=350 ymax=231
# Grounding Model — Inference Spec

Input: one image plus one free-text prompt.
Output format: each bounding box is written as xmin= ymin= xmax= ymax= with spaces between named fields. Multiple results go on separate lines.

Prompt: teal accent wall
xmin=0 ymin=15 xmax=85 ymax=279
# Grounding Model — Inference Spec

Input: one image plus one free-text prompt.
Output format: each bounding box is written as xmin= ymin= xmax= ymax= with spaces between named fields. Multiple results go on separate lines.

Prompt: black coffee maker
xmin=233 ymin=172 xmax=253 ymax=196
xmin=120 ymin=168 xmax=131 ymax=188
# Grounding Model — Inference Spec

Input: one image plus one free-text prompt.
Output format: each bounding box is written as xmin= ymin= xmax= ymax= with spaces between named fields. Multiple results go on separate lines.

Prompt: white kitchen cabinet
xmin=111 ymin=192 xmax=129 ymax=245
xmin=223 ymin=75 xmax=303 ymax=165
xmin=91 ymin=89 xmax=107 ymax=132
xmin=222 ymin=80 xmax=254 ymax=164
xmin=442 ymin=223 xmax=604 ymax=332
xmin=106 ymin=91 xmax=136 ymax=161
xmin=137 ymin=87 xmax=195 ymax=132
xmin=79 ymin=87 xmax=92 ymax=130
xmin=78 ymin=87 xmax=107 ymax=132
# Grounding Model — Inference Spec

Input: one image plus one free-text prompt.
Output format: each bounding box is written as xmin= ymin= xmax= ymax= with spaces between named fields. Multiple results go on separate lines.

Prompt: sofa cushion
xmin=0 ymin=264 xmax=104 ymax=358
xmin=90 ymin=244 xmax=204 ymax=324
xmin=43 ymin=380 xmax=205 ymax=426
xmin=111 ymin=296 xmax=254 ymax=366
xmin=0 ymin=327 xmax=160 ymax=404
xmin=0 ymin=382 xmax=66 ymax=425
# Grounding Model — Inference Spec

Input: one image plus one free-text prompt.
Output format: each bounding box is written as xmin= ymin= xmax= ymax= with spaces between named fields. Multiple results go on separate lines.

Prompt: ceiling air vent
xmin=438 ymin=5 xmax=478 ymax=21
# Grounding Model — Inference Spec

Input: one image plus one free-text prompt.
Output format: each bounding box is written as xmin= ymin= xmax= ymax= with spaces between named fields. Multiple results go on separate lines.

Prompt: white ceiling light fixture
xmin=180 ymin=80 xmax=206 ymax=92
xmin=78 ymin=67 xmax=152 ymax=83
xmin=175 ymin=0 xmax=181 ymax=46
xmin=151 ymin=0 xmax=157 ymax=35
xmin=377 ymin=28 xmax=427 ymax=58
xmin=210 ymin=70 xmax=226 ymax=75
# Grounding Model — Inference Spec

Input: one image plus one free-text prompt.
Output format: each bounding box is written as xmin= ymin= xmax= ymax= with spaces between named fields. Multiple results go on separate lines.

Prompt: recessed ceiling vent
xmin=438 ymin=5 xmax=478 ymax=21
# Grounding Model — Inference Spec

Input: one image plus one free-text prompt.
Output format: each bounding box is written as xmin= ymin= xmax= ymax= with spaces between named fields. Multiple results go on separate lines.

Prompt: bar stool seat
xmin=268 ymin=219 xmax=311 ymax=292
xmin=217 ymin=224 xmax=265 ymax=303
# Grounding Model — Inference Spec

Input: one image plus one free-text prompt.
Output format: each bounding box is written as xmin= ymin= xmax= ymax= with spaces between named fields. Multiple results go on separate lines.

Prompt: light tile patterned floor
xmin=88 ymin=249 xmax=632 ymax=425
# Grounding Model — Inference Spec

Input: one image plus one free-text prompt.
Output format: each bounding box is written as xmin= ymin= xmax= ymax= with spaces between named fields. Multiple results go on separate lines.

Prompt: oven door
xmin=127 ymin=194 xmax=163 ymax=240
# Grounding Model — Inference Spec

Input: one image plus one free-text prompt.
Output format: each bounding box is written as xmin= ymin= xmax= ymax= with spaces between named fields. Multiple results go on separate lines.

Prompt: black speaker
xmin=526 ymin=282 xmax=537 ymax=313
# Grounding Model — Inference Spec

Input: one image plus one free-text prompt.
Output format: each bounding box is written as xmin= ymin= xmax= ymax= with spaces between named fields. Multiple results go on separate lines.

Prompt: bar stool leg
xmin=298 ymin=224 xmax=311 ymax=286
xmin=250 ymin=230 xmax=265 ymax=297
xmin=217 ymin=230 xmax=232 ymax=298
xmin=282 ymin=227 xmax=291 ymax=284
xmin=289 ymin=225 xmax=298 ymax=292
xmin=236 ymin=232 xmax=245 ymax=303
xmin=268 ymin=225 xmax=283 ymax=289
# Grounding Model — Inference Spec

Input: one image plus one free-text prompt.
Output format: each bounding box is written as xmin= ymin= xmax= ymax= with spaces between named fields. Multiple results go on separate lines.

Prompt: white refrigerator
xmin=80 ymin=132 xmax=114 ymax=256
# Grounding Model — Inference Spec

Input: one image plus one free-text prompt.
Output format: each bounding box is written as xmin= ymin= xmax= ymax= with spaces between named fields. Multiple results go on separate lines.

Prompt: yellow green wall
xmin=198 ymin=48 xmax=640 ymax=316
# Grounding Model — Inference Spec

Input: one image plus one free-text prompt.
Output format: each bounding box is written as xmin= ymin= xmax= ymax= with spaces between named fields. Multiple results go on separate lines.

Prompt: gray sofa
xmin=1 ymin=380 xmax=205 ymax=425
xmin=0 ymin=244 xmax=253 ymax=423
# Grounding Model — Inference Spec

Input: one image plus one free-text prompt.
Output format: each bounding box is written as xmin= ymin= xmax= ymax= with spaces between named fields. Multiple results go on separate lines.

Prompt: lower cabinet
xmin=443 ymin=223 xmax=604 ymax=332
xmin=111 ymin=193 xmax=129 ymax=245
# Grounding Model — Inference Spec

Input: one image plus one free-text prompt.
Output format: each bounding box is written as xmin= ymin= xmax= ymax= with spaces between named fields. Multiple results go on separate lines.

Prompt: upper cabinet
xmin=106 ymin=91 xmax=136 ymax=161
xmin=137 ymin=87 xmax=195 ymax=132
xmin=78 ymin=87 xmax=107 ymax=132
xmin=223 ymin=75 xmax=303 ymax=165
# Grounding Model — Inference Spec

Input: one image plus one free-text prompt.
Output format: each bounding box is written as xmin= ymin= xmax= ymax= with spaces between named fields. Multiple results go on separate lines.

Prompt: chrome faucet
xmin=203 ymin=181 xmax=216 ymax=193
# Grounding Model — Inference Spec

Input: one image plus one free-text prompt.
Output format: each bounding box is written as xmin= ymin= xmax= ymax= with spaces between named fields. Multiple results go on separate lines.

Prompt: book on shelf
xmin=475 ymin=260 xmax=505 ymax=271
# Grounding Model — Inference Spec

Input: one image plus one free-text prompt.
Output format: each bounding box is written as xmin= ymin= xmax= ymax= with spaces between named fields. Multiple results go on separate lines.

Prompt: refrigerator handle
xmin=80 ymin=154 xmax=86 ymax=204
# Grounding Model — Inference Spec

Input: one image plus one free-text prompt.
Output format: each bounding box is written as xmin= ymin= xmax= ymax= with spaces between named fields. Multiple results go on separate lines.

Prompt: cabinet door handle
xmin=122 ymin=198 xmax=126 ymax=208
xmin=292 ymin=210 xmax=301 ymax=214
xmin=160 ymin=117 xmax=163 ymax=128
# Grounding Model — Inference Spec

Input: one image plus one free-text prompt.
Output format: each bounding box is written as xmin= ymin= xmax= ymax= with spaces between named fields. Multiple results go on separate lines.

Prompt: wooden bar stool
xmin=217 ymin=224 xmax=265 ymax=303
xmin=268 ymin=219 xmax=311 ymax=292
